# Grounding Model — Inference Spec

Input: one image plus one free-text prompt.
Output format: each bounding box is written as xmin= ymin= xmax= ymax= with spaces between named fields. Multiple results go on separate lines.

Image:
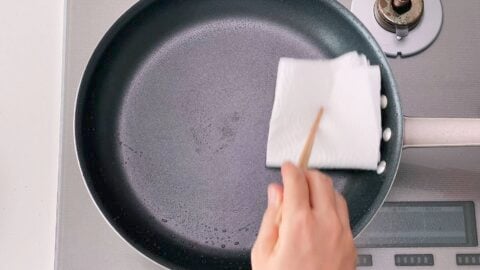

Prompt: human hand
xmin=251 ymin=162 xmax=357 ymax=270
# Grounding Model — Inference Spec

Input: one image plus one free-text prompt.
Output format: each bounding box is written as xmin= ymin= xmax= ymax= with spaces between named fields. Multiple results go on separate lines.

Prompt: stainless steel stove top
xmin=56 ymin=0 xmax=480 ymax=269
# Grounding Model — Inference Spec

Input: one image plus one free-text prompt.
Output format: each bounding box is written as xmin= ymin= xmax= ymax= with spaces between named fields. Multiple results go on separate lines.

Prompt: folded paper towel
xmin=266 ymin=52 xmax=382 ymax=170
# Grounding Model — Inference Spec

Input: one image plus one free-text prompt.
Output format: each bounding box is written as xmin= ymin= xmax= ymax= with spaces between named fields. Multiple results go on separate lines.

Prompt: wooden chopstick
xmin=275 ymin=107 xmax=324 ymax=225
xmin=298 ymin=107 xmax=324 ymax=169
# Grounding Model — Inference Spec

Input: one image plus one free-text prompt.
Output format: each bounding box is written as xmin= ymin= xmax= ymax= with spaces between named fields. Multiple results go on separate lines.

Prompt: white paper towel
xmin=266 ymin=52 xmax=382 ymax=170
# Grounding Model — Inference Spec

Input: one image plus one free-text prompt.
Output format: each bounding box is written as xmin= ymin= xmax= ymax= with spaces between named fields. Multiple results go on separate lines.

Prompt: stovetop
xmin=55 ymin=0 xmax=480 ymax=269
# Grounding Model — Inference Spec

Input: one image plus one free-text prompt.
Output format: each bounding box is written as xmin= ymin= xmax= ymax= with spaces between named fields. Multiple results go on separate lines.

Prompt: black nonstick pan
xmin=75 ymin=0 xmax=480 ymax=269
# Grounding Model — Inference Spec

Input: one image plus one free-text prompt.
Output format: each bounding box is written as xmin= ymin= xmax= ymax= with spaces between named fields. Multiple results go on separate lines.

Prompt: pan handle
xmin=403 ymin=117 xmax=480 ymax=148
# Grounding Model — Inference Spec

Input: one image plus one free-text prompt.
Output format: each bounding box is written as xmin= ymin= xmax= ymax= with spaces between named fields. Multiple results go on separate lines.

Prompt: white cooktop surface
xmin=0 ymin=1 xmax=64 ymax=269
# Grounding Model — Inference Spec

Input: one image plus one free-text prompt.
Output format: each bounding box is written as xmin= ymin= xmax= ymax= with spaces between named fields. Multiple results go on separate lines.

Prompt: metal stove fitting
xmin=374 ymin=0 xmax=424 ymax=39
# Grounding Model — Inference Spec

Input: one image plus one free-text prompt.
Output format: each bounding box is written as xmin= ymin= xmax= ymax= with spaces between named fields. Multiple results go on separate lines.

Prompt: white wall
xmin=0 ymin=1 xmax=64 ymax=269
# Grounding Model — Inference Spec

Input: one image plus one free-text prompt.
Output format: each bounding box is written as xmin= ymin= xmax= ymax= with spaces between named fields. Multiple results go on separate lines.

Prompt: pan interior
xmin=120 ymin=19 xmax=322 ymax=249
xmin=77 ymin=0 xmax=400 ymax=268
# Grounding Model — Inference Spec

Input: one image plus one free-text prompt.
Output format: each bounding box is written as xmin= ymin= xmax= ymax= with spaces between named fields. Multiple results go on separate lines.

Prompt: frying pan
xmin=75 ymin=0 xmax=480 ymax=269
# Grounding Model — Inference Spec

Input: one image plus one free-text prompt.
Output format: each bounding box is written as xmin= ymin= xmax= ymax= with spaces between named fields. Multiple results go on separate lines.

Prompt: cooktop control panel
xmin=355 ymin=201 xmax=480 ymax=268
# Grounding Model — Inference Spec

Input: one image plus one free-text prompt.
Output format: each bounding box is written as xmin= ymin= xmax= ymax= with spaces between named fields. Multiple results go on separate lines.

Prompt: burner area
xmin=57 ymin=1 xmax=480 ymax=269
xmin=374 ymin=0 xmax=424 ymax=39
xmin=352 ymin=0 xmax=442 ymax=57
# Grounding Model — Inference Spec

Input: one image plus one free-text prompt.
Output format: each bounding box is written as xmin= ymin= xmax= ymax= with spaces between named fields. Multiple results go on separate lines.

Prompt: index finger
xmin=281 ymin=162 xmax=310 ymax=215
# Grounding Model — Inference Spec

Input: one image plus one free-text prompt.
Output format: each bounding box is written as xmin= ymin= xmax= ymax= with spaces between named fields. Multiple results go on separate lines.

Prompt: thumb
xmin=252 ymin=184 xmax=282 ymax=257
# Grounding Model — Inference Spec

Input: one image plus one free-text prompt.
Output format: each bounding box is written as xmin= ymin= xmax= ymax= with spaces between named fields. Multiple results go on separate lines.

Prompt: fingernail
xmin=268 ymin=186 xmax=277 ymax=207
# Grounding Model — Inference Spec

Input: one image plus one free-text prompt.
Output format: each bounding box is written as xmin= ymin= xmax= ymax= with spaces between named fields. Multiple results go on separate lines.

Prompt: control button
xmin=357 ymin=254 xmax=373 ymax=267
xmin=395 ymin=254 xmax=434 ymax=266
xmin=457 ymin=254 xmax=480 ymax=266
